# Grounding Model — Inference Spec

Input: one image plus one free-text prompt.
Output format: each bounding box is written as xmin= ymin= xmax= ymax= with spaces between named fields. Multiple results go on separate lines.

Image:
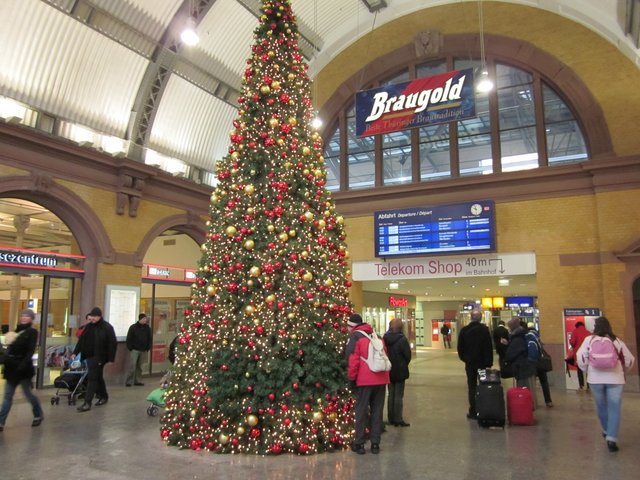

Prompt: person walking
xmin=570 ymin=321 xmax=590 ymax=391
xmin=347 ymin=313 xmax=390 ymax=455
xmin=125 ymin=313 xmax=151 ymax=387
xmin=457 ymin=309 xmax=493 ymax=419
xmin=577 ymin=316 xmax=634 ymax=452
xmin=0 ymin=309 xmax=44 ymax=431
xmin=73 ymin=307 xmax=117 ymax=412
xmin=384 ymin=318 xmax=412 ymax=427
xmin=493 ymin=320 xmax=510 ymax=363
xmin=440 ymin=323 xmax=451 ymax=348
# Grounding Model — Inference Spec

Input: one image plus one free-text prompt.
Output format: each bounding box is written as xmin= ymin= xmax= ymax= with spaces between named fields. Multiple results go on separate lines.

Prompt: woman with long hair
xmin=577 ymin=316 xmax=634 ymax=452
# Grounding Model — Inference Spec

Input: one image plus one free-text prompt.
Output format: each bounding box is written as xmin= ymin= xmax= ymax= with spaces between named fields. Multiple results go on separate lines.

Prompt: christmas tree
xmin=160 ymin=0 xmax=355 ymax=455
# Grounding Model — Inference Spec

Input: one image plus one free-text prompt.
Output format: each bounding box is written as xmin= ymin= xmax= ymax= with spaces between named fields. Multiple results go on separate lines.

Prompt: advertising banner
xmin=355 ymin=68 xmax=475 ymax=137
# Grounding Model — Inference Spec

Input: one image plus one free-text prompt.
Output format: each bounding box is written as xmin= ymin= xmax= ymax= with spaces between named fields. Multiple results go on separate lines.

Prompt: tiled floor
xmin=0 ymin=349 xmax=638 ymax=480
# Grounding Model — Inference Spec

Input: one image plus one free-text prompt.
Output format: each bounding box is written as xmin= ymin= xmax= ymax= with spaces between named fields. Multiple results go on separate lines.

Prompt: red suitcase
xmin=507 ymin=387 xmax=534 ymax=426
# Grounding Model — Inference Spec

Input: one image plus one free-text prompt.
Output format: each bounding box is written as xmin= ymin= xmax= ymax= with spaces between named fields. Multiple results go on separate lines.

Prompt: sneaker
xmin=371 ymin=444 xmax=380 ymax=454
xmin=397 ymin=421 xmax=411 ymax=427
xmin=96 ymin=398 xmax=108 ymax=406
xmin=77 ymin=403 xmax=91 ymax=412
xmin=545 ymin=402 xmax=554 ymax=408
xmin=350 ymin=443 xmax=366 ymax=455
xmin=607 ymin=441 xmax=619 ymax=452
xmin=32 ymin=417 xmax=43 ymax=427
xmin=134 ymin=382 xmax=145 ymax=386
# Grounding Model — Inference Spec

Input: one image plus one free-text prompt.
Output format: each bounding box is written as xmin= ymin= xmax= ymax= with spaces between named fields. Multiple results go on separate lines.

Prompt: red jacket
xmin=570 ymin=324 xmax=590 ymax=351
xmin=347 ymin=324 xmax=391 ymax=386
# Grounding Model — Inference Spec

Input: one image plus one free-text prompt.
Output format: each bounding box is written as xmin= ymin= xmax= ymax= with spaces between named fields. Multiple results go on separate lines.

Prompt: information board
xmin=104 ymin=285 xmax=140 ymax=340
xmin=374 ymin=201 xmax=495 ymax=258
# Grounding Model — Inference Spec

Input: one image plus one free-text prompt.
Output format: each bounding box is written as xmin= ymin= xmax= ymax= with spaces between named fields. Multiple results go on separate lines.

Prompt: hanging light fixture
xmin=181 ymin=1 xmax=199 ymax=46
xmin=476 ymin=0 xmax=494 ymax=93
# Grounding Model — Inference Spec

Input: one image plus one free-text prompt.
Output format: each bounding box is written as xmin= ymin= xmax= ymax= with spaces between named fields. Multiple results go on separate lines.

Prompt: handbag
xmin=538 ymin=348 xmax=553 ymax=372
xmin=499 ymin=358 xmax=514 ymax=379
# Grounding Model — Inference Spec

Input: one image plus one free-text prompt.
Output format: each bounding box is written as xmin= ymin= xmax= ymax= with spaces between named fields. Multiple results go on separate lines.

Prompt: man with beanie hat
xmin=457 ymin=309 xmax=493 ymax=419
xmin=125 ymin=313 xmax=151 ymax=386
xmin=73 ymin=307 xmax=117 ymax=412
xmin=0 ymin=309 xmax=43 ymax=431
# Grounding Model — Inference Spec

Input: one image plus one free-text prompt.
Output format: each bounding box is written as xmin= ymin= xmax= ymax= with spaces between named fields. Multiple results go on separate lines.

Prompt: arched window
xmin=323 ymin=57 xmax=588 ymax=192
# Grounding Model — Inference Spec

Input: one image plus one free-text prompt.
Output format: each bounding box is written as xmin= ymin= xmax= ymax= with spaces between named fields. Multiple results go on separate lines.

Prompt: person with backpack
xmin=457 ymin=309 xmax=493 ymax=419
xmin=384 ymin=318 xmax=412 ymax=427
xmin=347 ymin=313 xmax=390 ymax=455
xmin=527 ymin=322 xmax=553 ymax=407
xmin=576 ymin=316 xmax=634 ymax=452
xmin=504 ymin=318 xmax=539 ymax=404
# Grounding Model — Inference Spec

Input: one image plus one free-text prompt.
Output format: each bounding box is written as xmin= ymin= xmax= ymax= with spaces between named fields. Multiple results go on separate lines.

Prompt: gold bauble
xmin=318 ymin=155 xmax=325 ymax=164
xmin=288 ymin=229 xmax=296 ymax=237
xmin=283 ymin=161 xmax=291 ymax=168
xmin=203 ymin=265 xmax=210 ymax=272
xmin=231 ymin=151 xmax=239 ymax=159
xmin=317 ymin=220 xmax=326 ymax=229
xmin=336 ymin=216 xmax=344 ymax=224
xmin=250 ymin=169 xmax=256 ymax=176
xmin=260 ymin=85 xmax=271 ymax=95
xmin=314 ymin=169 xmax=324 ymax=178
xmin=288 ymin=117 xmax=297 ymax=126
xmin=191 ymin=409 xmax=197 ymax=417
xmin=328 ymin=412 xmax=338 ymax=421
xmin=249 ymin=266 xmax=261 ymax=277
xmin=312 ymin=411 xmax=324 ymax=422
xmin=218 ymin=433 xmax=229 ymax=444
xmin=201 ymin=244 xmax=208 ymax=251
xmin=245 ymin=371 xmax=251 ymax=378
xmin=313 ymin=301 xmax=321 ymax=307
xmin=271 ymin=81 xmax=281 ymax=90
xmin=205 ymin=220 xmax=211 ymax=227
xmin=288 ymin=73 xmax=295 ymax=80
xmin=268 ymin=224 xmax=275 ymax=232
xmin=245 ymin=305 xmax=255 ymax=315
xmin=268 ymin=50 xmax=275 ymax=57
xmin=244 ymin=184 xmax=255 ymax=195
xmin=279 ymin=233 xmax=289 ymax=243
xmin=247 ymin=414 xmax=259 ymax=426
xmin=226 ymin=226 xmax=237 ymax=236
xmin=303 ymin=169 xmax=310 ymax=175
xmin=210 ymin=194 xmax=217 ymax=203
xmin=246 ymin=207 xmax=255 ymax=214
xmin=247 ymin=279 xmax=254 ymax=287
xmin=244 ymin=239 xmax=255 ymax=251
xmin=206 ymin=285 xmax=218 ymax=296
xmin=277 ymin=138 xmax=285 ymax=146
xmin=324 ymin=278 xmax=333 ymax=287
xmin=237 ymin=426 xmax=245 ymax=435
xmin=230 ymin=168 xmax=238 ymax=176
xmin=266 ymin=294 xmax=276 ymax=303
xmin=302 ymin=272 xmax=313 ymax=282
xmin=301 ymin=251 xmax=309 ymax=258
xmin=304 ymin=211 xmax=314 ymax=221
xmin=269 ymin=118 xmax=279 ymax=128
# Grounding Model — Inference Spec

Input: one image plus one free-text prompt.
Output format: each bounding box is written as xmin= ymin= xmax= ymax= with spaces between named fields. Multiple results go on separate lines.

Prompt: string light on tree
xmin=160 ymin=0 xmax=355 ymax=455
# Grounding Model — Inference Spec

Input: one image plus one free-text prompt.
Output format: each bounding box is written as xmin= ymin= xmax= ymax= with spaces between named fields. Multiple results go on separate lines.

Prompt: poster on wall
xmin=563 ymin=308 xmax=601 ymax=390
xmin=104 ymin=285 xmax=140 ymax=340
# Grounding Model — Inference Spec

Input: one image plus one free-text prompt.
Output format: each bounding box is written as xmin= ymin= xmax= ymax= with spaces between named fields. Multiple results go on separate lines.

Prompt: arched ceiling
xmin=0 ymin=0 xmax=637 ymax=176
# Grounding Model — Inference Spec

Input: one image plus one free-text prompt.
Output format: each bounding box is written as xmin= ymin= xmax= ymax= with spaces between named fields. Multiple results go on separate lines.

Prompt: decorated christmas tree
xmin=160 ymin=0 xmax=355 ymax=455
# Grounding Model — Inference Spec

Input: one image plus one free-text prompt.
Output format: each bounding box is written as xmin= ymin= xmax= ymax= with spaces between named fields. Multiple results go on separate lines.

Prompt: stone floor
xmin=0 ymin=349 xmax=638 ymax=480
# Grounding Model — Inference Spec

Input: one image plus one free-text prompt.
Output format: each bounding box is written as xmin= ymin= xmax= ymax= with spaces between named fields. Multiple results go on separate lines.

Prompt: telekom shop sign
xmin=352 ymin=252 xmax=536 ymax=281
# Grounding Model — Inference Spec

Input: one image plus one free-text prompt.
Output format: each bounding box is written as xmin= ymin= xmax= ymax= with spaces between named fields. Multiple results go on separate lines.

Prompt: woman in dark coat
xmin=0 ymin=309 xmax=43 ymax=431
xmin=383 ymin=318 xmax=412 ymax=427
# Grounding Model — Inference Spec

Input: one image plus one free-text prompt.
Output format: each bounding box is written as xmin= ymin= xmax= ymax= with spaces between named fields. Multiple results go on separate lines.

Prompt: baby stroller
xmin=146 ymin=370 xmax=171 ymax=417
xmin=51 ymin=358 xmax=88 ymax=406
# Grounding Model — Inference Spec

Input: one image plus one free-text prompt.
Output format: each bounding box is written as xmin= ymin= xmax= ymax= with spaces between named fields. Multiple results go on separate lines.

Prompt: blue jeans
xmin=0 ymin=379 xmax=43 ymax=426
xmin=589 ymin=383 xmax=623 ymax=441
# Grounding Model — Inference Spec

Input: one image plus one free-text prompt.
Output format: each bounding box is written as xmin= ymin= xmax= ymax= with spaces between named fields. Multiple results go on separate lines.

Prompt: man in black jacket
xmin=125 ymin=313 xmax=151 ymax=387
xmin=457 ymin=309 xmax=493 ymax=419
xmin=73 ymin=307 xmax=117 ymax=412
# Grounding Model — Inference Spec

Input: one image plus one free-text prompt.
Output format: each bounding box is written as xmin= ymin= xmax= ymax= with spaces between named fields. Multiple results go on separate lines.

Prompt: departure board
xmin=375 ymin=201 xmax=496 ymax=258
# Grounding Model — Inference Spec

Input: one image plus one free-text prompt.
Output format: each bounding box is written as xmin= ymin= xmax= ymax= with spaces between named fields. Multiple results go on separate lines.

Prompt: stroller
xmin=51 ymin=358 xmax=88 ymax=406
xmin=146 ymin=370 xmax=171 ymax=417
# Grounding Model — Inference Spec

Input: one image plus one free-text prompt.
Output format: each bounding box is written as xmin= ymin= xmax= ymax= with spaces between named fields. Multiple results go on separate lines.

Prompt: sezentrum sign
xmin=352 ymin=252 xmax=536 ymax=281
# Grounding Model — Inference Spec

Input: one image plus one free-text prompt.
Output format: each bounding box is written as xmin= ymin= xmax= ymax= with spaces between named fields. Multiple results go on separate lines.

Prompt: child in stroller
xmin=146 ymin=335 xmax=177 ymax=417
xmin=51 ymin=357 xmax=88 ymax=406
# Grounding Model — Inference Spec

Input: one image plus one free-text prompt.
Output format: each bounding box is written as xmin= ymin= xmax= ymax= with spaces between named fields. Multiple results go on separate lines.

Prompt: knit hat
xmin=88 ymin=307 xmax=102 ymax=317
xmin=139 ymin=313 xmax=147 ymax=321
xmin=20 ymin=309 xmax=36 ymax=321
xmin=347 ymin=313 xmax=363 ymax=327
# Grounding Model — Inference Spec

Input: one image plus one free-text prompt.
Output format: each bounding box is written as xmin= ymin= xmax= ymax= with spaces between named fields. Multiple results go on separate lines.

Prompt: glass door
xmin=40 ymin=276 xmax=80 ymax=387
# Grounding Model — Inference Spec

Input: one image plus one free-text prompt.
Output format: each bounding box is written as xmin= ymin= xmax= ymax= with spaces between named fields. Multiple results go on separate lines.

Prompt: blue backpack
xmin=525 ymin=331 xmax=541 ymax=363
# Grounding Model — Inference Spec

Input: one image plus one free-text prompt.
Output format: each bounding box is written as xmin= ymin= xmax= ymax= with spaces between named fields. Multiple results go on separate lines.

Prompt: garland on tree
xmin=160 ymin=0 xmax=356 ymax=455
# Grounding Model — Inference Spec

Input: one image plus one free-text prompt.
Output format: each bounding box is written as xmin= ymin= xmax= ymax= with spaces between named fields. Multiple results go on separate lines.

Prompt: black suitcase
xmin=476 ymin=383 xmax=506 ymax=428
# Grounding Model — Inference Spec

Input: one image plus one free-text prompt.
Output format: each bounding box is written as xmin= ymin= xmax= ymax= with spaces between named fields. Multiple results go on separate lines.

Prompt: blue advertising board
xmin=355 ymin=69 xmax=476 ymax=137
xmin=374 ymin=200 xmax=495 ymax=258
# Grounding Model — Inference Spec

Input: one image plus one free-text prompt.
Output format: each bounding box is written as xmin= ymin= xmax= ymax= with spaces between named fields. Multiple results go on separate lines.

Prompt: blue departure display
xmin=374 ymin=201 xmax=496 ymax=257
